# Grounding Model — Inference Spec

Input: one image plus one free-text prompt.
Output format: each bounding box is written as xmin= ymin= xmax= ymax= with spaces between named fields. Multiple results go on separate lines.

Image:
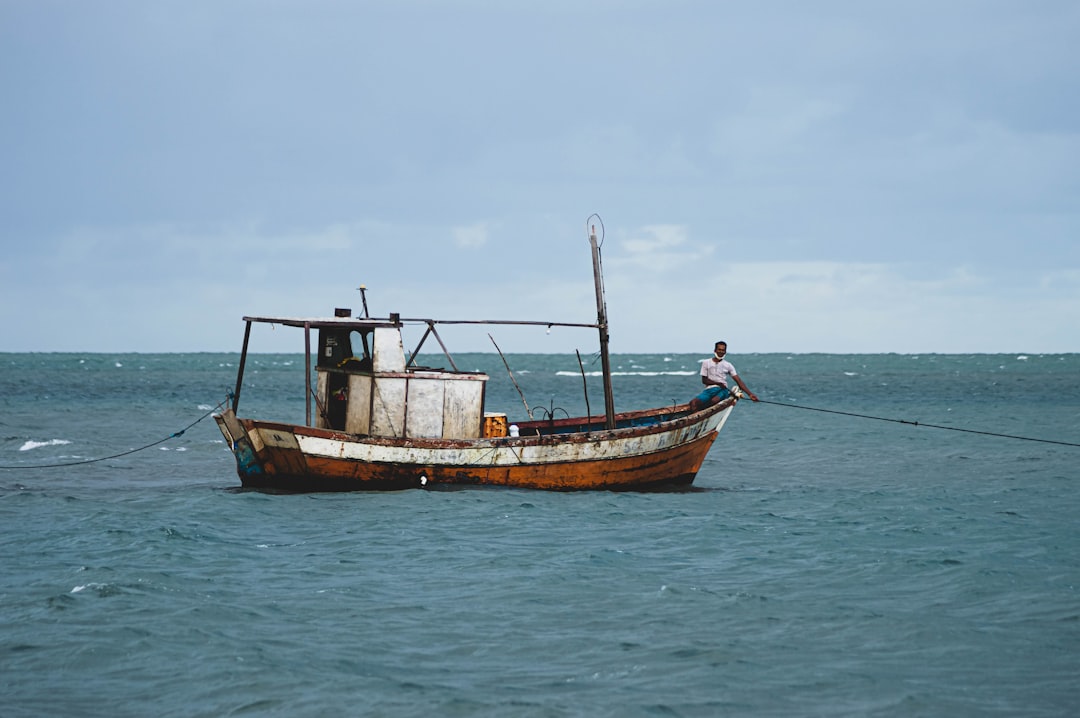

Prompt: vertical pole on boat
xmin=304 ymin=322 xmax=312 ymax=427
xmin=589 ymin=222 xmax=616 ymax=430
xmin=358 ymin=284 xmax=370 ymax=318
xmin=576 ymin=349 xmax=592 ymax=430
xmin=233 ymin=320 xmax=252 ymax=412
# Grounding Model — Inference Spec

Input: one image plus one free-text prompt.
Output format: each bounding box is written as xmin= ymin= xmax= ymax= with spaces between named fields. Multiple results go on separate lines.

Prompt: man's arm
xmin=732 ymin=374 xmax=759 ymax=402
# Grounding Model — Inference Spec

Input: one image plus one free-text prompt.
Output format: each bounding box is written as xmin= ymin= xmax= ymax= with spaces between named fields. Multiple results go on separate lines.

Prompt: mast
xmin=232 ymin=320 xmax=252 ymax=413
xmin=589 ymin=222 xmax=616 ymax=429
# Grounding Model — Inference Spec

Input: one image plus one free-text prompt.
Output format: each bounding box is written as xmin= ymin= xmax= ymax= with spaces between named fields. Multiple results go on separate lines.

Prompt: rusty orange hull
xmin=215 ymin=399 xmax=736 ymax=492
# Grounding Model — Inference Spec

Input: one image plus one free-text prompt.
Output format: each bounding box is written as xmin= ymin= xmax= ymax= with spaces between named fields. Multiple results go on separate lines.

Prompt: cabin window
xmin=317 ymin=328 xmax=374 ymax=371
xmin=346 ymin=330 xmax=373 ymax=370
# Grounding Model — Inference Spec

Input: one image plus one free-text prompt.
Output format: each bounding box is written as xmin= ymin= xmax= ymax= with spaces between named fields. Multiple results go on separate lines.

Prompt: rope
xmin=757 ymin=398 xmax=1080 ymax=448
xmin=0 ymin=397 xmax=230 ymax=470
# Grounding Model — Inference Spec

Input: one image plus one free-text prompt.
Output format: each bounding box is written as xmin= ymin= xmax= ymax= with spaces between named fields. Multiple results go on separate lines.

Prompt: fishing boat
xmin=214 ymin=222 xmax=740 ymax=491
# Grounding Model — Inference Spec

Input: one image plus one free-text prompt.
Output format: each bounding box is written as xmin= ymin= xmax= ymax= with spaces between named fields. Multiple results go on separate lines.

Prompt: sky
xmin=2 ymin=0 xmax=1078 ymax=355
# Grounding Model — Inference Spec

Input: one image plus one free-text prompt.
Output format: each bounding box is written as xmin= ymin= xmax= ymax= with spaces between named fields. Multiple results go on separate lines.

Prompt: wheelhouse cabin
xmin=236 ymin=311 xmax=490 ymax=441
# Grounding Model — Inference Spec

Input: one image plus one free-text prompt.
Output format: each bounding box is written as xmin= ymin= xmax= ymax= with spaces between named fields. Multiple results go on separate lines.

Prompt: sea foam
xmin=19 ymin=439 xmax=72 ymax=452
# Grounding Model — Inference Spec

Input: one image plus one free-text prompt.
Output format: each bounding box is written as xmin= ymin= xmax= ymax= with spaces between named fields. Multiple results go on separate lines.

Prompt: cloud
xmin=598 ymin=252 xmax=1075 ymax=354
xmin=623 ymin=224 xmax=686 ymax=253
xmin=614 ymin=225 xmax=714 ymax=273
xmin=709 ymin=87 xmax=849 ymax=160
xmin=1039 ymin=269 xmax=1080 ymax=292
xmin=452 ymin=222 xmax=491 ymax=249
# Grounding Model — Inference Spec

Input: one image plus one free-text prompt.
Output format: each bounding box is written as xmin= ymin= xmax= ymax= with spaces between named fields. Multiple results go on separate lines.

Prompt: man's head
xmin=713 ymin=341 xmax=727 ymax=359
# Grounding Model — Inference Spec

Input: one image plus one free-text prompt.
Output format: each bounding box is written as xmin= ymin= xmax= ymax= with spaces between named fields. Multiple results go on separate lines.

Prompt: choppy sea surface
xmin=1 ymin=351 xmax=1078 ymax=717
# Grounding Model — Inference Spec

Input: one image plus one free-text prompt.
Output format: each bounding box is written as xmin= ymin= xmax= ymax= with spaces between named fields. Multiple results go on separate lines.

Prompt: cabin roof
xmin=244 ymin=315 xmax=603 ymax=330
xmin=242 ymin=316 xmax=401 ymax=330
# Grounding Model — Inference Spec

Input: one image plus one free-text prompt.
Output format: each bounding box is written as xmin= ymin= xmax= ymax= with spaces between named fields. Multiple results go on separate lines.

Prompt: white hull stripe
xmin=258 ymin=407 xmax=732 ymax=467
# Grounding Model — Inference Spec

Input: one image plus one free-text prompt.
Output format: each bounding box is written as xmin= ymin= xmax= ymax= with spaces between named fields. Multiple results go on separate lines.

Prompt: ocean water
xmin=1 ymin=352 xmax=1078 ymax=717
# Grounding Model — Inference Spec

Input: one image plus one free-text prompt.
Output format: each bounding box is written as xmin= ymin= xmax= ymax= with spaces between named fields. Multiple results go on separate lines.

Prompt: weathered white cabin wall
xmin=405 ymin=379 xmax=445 ymax=438
xmin=372 ymin=327 xmax=406 ymax=372
xmin=443 ymin=378 xmax=485 ymax=438
xmin=370 ymin=372 xmax=487 ymax=439
xmin=371 ymin=377 xmax=407 ymax=436
xmin=314 ymin=372 xmax=330 ymax=429
xmin=345 ymin=374 xmax=373 ymax=434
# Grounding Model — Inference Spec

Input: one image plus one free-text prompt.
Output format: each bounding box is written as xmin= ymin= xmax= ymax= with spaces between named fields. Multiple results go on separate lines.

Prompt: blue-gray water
xmin=2 ymin=352 xmax=1078 ymax=717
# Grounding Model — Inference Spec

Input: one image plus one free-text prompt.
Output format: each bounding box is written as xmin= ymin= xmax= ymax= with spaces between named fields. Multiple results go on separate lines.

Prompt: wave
xmin=19 ymin=439 xmax=72 ymax=452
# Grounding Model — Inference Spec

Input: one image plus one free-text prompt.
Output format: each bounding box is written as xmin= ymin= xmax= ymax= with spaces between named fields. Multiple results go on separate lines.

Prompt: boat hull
xmin=214 ymin=400 xmax=735 ymax=492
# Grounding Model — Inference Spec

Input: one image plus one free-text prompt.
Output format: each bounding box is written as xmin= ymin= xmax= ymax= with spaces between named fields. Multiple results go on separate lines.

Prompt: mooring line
xmin=0 ymin=398 xmax=229 ymax=470
xmin=757 ymin=399 xmax=1080 ymax=448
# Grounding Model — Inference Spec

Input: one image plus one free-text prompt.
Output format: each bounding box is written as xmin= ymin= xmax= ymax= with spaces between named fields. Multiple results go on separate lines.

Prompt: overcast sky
xmin=2 ymin=1 xmax=1077 ymax=354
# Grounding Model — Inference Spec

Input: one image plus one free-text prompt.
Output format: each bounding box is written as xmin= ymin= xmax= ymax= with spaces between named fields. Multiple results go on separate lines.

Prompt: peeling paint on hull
xmin=215 ymin=400 xmax=735 ymax=492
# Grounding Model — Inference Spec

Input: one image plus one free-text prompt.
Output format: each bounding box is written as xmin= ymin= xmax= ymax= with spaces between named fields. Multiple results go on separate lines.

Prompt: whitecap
xmin=197 ymin=404 xmax=213 ymax=410
xmin=114 ymin=362 xmax=123 ymax=368
xmin=19 ymin=439 xmax=72 ymax=452
xmin=844 ymin=371 xmax=859 ymax=377
xmin=1016 ymin=355 xmax=1029 ymax=361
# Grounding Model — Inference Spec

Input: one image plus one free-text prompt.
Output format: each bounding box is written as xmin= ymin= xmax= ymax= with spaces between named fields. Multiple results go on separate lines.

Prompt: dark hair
xmin=714 ymin=341 xmax=727 ymax=348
